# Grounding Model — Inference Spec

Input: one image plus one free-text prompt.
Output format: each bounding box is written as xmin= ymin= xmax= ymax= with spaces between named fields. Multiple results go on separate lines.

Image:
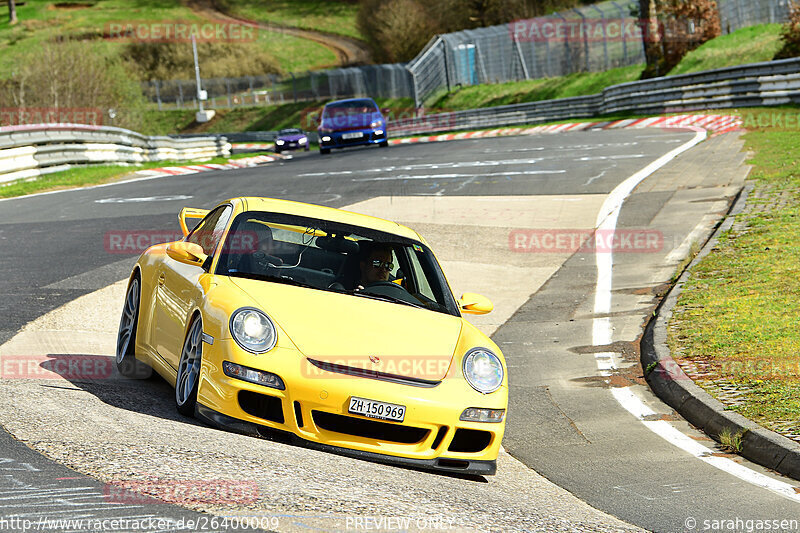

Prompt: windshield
xmin=279 ymin=128 xmax=303 ymax=135
xmin=323 ymin=99 xmax=378 ymax=117
xmin=216 ymin=211 xmax=459 ymax=316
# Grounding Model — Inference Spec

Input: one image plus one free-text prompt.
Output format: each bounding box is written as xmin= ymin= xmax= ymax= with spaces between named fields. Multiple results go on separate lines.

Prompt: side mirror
xmin=166 ymin=241 xmax=207 ymax=267
xmin=178 ymin=207 xmax=210 ymax=237
xmin=458 ymin=292 xmax=493 ymax=315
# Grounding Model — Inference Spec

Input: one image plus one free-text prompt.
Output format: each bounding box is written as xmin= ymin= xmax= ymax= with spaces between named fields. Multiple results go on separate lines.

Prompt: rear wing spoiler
xmin=179 ymin=207 xmax=210 ymax=237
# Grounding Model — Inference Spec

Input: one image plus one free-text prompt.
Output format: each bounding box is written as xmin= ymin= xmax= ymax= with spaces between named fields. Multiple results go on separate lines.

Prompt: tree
xmin=640 ymin=0 xmax=664 ymax=78
xmin=774 ymin=1 xmax=800 ymax=59
xmin=8 ymin=0 xmax=18 ymax=25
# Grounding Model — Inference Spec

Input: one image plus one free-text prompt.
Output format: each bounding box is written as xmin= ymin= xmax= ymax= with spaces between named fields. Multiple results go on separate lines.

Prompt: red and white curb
xmin=134 ymin=154 xmax=281 ymax=178
xmin=388 ymin=114 xmax=742 ymax=146
xmin=230 ymin=143 xmax=276 ymax=150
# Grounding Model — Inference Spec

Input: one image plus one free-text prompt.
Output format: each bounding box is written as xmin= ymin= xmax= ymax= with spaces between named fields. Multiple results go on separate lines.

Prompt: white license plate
xmin=348 ymin=396 xmax=406 ymax=422
xmin=341 ymin=132 xmax=363 ymax=140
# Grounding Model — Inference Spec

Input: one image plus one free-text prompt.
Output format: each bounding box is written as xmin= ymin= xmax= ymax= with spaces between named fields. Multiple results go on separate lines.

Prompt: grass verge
xmin=219 ymin=0 xmax=362 ymax=40
xmin=668 ymin=106 xmax=800 ymax=432
xmin=0 ymin=0 xmax=337 ymax=77
xmin=667 ymin=24 xmax=784 ymax=76
xmin=429 ymin=24 xmax=782 ymax=111
xmin=430 ymin=64 xmax=644 ymax=110
xmin=0 ymin=152 xmax=268 ymax=198
xmin=140 ymin=97 xmax=416 ymax=135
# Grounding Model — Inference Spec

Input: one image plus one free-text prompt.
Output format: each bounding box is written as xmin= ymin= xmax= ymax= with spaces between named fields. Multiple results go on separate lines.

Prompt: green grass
xmin=428 ymin=24 xmax=784 ymax=111
xmin=139 ymin=97 xmax=416 ymax=135
xmin=0 ymin=162 xmax=162 ymax=198
xmin=430 ymin=64 xmax=644 ymax=110
xmin=140 ymin=110 xmax=198 ymax=136
xmin=220 ymin=0 xmax=362 ymax=40
xmin=0 ymin=150 xmax=269 ymax=198
xmin=0 ymin=0 xmax=336 ymax=77
xmin=667 ymin=24 xmax=784 ymax=76
xmin=669 ymin=107 xmax=800 ymax=428
xmin=264 ymin=32 xmax=336 ymax=72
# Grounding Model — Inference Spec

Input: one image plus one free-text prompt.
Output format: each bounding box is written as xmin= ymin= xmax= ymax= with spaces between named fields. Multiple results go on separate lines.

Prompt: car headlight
xmin=299 ymin=137 xmax=307 ymax=144
xmin=462 ymin=348 xmax=503 ymax=394
xmin=370 ymin=120 xmax=383 ymax=128
xmin=276 ymin=140 xmax=285 ymax=145
xmin=230 ymin=307 xmax=277 ymax=354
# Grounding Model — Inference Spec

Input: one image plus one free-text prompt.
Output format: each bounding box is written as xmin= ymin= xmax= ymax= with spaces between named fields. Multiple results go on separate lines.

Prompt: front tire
xmin=379 ymin=140 xmax=389 ymax=148
xmin=176 ymin=317 xmax=203 ymax=416
xmin=116 ymin=275 xmax=152 ymax=379
xmin=320 ymin=147 xmax=331 ymax=155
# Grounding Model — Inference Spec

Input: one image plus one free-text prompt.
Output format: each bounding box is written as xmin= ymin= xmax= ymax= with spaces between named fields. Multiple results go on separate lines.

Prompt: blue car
xmin=274 ymin=128 xmax=309 ymax=154
xmin=317 ymin=98 xmax=388 ymax=155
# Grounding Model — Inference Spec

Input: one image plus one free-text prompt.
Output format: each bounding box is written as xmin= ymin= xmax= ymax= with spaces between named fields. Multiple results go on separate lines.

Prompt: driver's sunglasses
xmin=371 ymin=260 xmax=394 ymax=270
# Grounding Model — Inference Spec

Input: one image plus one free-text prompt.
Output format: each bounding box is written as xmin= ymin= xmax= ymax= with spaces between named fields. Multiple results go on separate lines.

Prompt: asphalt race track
xmin=1 ymin=130 xmax=799 ymax=532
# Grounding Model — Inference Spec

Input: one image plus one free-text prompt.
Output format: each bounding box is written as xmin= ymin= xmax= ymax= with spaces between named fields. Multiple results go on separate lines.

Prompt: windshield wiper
xmin=227 ymin=271 xmax=315 ymax=289
xmin=349 ymin=290 xmax=424 ymax=309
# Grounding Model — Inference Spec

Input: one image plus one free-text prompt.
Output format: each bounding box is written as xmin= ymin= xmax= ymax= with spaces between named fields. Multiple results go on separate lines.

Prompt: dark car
xmin=274 ymin=128 xmax=309 ymax=154
xmin=317 ymin=98 xmax=388 ymax=155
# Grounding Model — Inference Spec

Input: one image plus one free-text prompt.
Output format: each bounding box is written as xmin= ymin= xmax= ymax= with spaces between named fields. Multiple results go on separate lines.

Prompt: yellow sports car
xmin=116 ymin=197 xmax=507 ymax=475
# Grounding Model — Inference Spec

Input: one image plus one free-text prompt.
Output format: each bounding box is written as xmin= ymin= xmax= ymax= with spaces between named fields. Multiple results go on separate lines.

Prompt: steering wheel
xmin=253 ymin=252 xmax=283 ymax=270
xmin=364 ymin=280 xmax=406 ymax=291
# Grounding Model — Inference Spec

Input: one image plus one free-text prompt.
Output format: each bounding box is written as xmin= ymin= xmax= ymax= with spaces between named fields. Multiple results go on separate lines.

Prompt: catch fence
xmin=143 ymin=0 xmax=793 ymax=110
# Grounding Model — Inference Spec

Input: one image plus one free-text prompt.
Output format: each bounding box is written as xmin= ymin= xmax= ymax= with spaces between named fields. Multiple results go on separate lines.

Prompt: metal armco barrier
xmin=390 ymin=58 xmax=800 ymax=136
xmin=0 ymin=124 xmax=230 ymax=184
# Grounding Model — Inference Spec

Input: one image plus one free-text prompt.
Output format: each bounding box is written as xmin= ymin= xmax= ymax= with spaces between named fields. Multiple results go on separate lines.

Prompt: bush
xmin=122 ymin=41 xmax=283 ymax=81
xmin=357 ymin=0 xmax=597 ymax=64
xmin=357 ymin=0 xmax=436 ymax=63
xmin=640 ymin=0 xmax=721 ymax=77
xmin=774 ymin=1 xmax=800 ymax=59
xmin=0 ymin=41 xmax=148 ymax=131
xmin=660 ymin=0 xmax=721 ymax=70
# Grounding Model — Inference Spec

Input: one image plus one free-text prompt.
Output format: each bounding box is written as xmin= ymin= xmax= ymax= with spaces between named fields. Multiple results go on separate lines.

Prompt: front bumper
xmin=196 ymin=404 xmax=496 ymax=476
xmin=275 ymin=141 xmax=309 ymax=151
xmin=196 ymin=340 xmax=506 ymax=475
xmin=318 ymin=129 xmax=386 ymax=149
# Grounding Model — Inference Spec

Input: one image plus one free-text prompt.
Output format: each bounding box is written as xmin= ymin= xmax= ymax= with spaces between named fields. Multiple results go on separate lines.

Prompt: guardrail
xmin=390 ymin=57 xmax=800 ymax=136
xmin=0 ymin=124 xmax=230 ymax=184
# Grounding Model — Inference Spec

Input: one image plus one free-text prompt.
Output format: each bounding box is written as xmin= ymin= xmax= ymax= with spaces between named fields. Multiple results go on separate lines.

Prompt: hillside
xmin=0 ymin=0 xmax=346 ymax=78
xmin=138 ymin=23 xmax=789 ymax=135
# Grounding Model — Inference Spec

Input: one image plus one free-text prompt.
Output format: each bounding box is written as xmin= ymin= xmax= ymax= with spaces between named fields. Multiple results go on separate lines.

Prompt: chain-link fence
xmin=718 ymin=0 xmax=792 ymax=33
xmin=141 ymin=64 xmax=414 ymax=109
xmin=143 ymin=0 xmax=793 ymax=111
xmin=408 ymin=0 xmax=646 ymax=106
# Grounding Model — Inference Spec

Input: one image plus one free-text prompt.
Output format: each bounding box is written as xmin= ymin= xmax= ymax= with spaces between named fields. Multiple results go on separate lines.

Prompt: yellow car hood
xmin=230 ymin=277 xmax=462 ymax=381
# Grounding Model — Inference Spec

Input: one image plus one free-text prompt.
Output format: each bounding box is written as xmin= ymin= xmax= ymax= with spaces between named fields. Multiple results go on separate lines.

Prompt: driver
xmin=240 ymin=220 xmax=283 ymax=270
xmin=356 ymin=242 xmax=394 ymax=290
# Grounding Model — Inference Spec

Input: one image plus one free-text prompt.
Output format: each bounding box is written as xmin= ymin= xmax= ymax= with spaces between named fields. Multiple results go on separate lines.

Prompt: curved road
xmin=1 ymin=130 xmax=798 ymax=532
xmin=187 ymin=0 xmax=371 ymax=66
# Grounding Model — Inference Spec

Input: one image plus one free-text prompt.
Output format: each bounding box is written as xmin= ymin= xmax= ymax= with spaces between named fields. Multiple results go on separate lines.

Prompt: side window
xmin=187 ymin=205 xmax=232 ymax=256
xmin=405 ymin=248 xmax=436 ymax=301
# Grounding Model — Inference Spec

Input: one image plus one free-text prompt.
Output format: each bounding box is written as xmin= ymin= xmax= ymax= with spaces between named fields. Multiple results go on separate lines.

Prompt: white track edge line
xmin=593 ymin=127 xmax=800 ymax=503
